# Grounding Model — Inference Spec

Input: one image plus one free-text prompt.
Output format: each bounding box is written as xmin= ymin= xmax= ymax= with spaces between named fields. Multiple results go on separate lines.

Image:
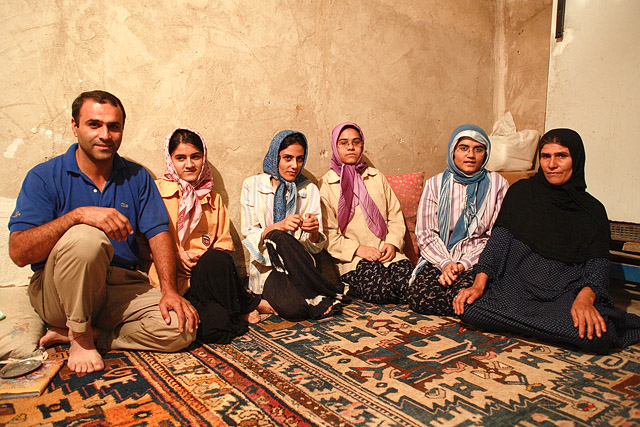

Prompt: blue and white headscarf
xmin=262 ymin=130 xmax=310 ymax=224
xmin=437 ymin=124 xmax=491 ymax=250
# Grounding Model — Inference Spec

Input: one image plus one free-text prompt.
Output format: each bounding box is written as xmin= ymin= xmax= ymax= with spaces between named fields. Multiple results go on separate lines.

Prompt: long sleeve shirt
xmin=415 ymin=171 xmax=508 ymax=271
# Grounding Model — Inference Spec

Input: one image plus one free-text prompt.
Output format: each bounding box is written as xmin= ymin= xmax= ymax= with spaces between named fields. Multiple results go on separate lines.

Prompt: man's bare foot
xmin=40 ymin=325 xmax=102 ymax=348
xmin=242 ymin=309 xmax=261 ymax=324
xmin=39 ymin=327 xmax=70 ymax=348
xmin=67 ymin=327 xmax=104 ymax=374
xmin=257 ymin=299 xmax=278 ymax=315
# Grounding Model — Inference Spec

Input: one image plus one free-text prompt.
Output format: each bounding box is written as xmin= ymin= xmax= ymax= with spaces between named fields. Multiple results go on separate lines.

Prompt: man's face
xmin=72 ymin=100 xmax=124 ymax=166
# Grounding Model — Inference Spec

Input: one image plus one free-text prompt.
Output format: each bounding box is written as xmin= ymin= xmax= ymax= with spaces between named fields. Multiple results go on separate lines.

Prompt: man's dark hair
xmin=71 ymin=90 xmax=126 ymax=126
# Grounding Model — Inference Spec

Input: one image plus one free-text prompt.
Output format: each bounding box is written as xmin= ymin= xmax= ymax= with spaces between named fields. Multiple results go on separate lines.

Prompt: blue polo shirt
xmin=9 ymin=143 xmax=169 ymax=272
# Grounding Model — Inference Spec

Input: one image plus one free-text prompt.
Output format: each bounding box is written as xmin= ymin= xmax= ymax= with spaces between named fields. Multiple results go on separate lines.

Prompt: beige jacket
xmin=318 ymin=167 xmax=407 ymax=276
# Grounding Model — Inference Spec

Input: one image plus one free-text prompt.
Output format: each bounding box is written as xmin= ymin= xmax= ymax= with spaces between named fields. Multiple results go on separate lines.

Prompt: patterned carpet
xmin=2 ymin=285 xmax=640 ymax=426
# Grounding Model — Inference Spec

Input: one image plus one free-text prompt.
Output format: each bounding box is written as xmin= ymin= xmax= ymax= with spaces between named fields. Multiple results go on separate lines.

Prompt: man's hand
xmin=75 ymin=206 xmax=133 ymax=241
xmin=9 ymin=205 xmax=134 ymax=267
xmin=439 ymin=262 xmax=464 ymax=286
xmin=159 ymin=290 xmax=200 ymax=334
xmin=378 ymin=243 xmax=396 ymax=263
xmin=148 ymin=231 xmax=196 ymax=332
xmin=178 ymin=250 xmax=202 ymax=274
xmin=356 ymin=245 xmax=382 ymax=262
xmin=571 ymin=287 xmax=607 ymax=340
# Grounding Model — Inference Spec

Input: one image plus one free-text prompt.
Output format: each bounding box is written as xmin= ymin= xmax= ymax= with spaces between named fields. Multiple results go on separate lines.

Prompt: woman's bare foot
xmin=67 ymin=327 xmax=104 ymax=374
xmin=242 ymin=309 xmax=261 ymax=324
xmin=323 ymin=305 xmax=333 ymax=316
xmin=257 ymin=299 xmax=278 ymax=315
xmin=39 ymin=327 xmax=71 ymax=348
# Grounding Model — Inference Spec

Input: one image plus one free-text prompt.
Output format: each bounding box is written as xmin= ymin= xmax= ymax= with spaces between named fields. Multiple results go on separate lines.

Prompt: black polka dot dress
xmin=461 ymin=226 xmax=640 ymax=353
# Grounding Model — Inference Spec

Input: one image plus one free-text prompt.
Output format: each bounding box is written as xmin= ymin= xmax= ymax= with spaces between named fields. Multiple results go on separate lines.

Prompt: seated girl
xmin=404 ymin=124 xmax=508 ymax=315
xmin=148 ymin=128 xmax=260 ymax=344
xmin=454 ymin=128 xmax=640 ymax=353
xmin=240 ymin=130 xmax=347 ymax=320
xmin=319 ymin=122 xmax=412 ymax=303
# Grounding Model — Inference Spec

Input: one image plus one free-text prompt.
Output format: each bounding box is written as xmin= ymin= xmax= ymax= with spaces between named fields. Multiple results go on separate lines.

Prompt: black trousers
xmin=185 ymin=249 xmax=260 ymax=344
xmin=261 ymin=230 xmax=348 ymax=321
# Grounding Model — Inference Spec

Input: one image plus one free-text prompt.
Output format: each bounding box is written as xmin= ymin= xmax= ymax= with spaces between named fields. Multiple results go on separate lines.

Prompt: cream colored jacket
xmin=319 ymin=167 xmax=407 ymax=276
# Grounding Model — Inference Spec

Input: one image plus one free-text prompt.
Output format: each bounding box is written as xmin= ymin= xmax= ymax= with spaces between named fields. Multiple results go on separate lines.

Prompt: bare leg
xmin=67 ymin=325 xmax=104 ymax=373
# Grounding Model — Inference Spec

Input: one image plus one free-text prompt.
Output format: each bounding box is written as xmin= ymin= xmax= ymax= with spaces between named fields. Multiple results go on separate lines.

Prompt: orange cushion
xmin=385 ymin=171 xmax=425 ymax=265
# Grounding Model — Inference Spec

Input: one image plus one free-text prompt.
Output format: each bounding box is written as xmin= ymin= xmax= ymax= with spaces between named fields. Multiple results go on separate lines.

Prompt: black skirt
xmin=185 ymin=249 xmax=260 ymax=344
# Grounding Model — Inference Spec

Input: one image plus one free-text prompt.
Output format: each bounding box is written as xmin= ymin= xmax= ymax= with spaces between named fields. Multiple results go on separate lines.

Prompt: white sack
xmin=486 ymin=112 xmax=539 ymax=172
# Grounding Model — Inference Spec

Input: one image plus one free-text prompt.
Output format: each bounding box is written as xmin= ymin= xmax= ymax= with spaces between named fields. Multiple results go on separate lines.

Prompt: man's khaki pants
xmin=28 ymin=224 xmax=195 ymax=352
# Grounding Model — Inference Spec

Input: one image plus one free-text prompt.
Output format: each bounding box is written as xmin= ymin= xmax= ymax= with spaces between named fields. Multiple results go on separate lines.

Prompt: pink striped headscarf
xmin=161 ymin=127 xmax=214 ymax=246
xmin=330 ymin=122 xmax=386 ymax=240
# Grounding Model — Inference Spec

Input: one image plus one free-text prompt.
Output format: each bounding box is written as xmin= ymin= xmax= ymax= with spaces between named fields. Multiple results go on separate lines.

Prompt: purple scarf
xmin=330 ymin=122 xmax=386 ymax=240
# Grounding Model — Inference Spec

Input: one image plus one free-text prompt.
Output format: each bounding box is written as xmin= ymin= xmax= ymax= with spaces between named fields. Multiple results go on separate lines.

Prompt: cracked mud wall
xmin=0 ymin=1 xmax=550 ymax=283
xmin=501 ymin=0 xmax=552 ymax=134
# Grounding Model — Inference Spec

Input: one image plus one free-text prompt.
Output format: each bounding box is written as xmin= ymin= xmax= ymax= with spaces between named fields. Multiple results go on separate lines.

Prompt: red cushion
xmin=385 ymin=171 xmax=425 ymax=265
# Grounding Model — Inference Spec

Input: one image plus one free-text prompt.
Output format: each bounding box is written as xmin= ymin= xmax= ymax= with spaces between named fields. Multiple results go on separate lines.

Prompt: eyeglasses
xmin=456 ymin=145 xmax=486 ymax=154
xmin=337 ymin=139 xmax=363 ymax=148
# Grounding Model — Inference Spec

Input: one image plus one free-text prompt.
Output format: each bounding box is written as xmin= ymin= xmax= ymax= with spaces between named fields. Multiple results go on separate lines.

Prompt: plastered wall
xmin=0 ymin=1 xmax=551 ymax=284
xmin=501 ymin=0 xmax=551 ymax=134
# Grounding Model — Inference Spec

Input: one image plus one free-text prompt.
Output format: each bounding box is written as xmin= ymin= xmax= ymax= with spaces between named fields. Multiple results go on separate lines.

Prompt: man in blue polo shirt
xmin=8 ymin=90 xmax=199 ymax=374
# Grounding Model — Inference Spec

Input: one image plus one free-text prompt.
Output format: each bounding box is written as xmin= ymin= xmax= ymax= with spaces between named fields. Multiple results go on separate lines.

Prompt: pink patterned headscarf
xmin=330 ymin=122 xmax=386 ymax=240
xmin=161 ymin=127 xmax=214 ymax=246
